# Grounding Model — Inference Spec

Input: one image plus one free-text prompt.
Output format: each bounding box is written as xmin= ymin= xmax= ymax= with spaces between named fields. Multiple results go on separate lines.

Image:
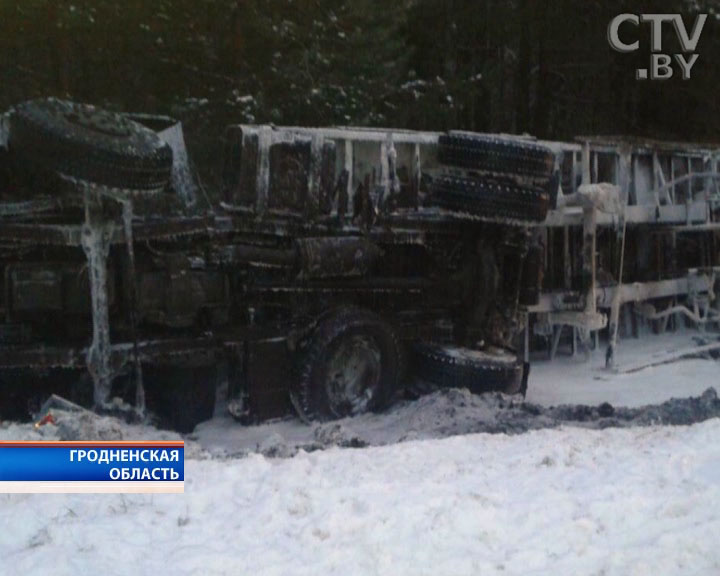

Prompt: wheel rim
xmin=325 ymin=334 xmax=382 ymax=417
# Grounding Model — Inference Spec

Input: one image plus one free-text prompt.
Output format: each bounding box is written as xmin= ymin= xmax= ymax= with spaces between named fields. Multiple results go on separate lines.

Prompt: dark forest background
xmin=1 ymin=0 xmax=719 ymax=186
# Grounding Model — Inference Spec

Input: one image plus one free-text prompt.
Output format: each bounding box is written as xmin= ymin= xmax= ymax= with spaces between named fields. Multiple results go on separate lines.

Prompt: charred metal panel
xmin=132 ymin=216 xmax=214 ymax=242
xmin=307 ymin=134 xmax=322 ymax=219
xmin=296 ymin=237 xmax=382 ymax=279
xmin=137 ymin=270 xmax=165 ymax=316
xmin=63 ymin=265 xmax=97 ymax=315
xmin=8 ymin=262 xmax=113 ymax=315
xmin=222 ymin=126 xmax=258 ymax=207
xmin=137 ymin=256 xmax=228 ymax=328
xmin=0 ymin=345 xmax=83 ymax=369
xmin=0 ymin=224 xmax=85 ymax=246
xmin=11 ymin=268 xmax=63 ymax=311
xmin=244 ymin=338 xmax=292 ymax=420
xmin=319 ymin=140 xmax=337 ymax=214
xmin=212 ymin=243 xmax=298 ymax=268
xmin=520 ymin=244 xmax=543 ymax=306
xmin=131 ymin=337 xmax=218 ymax=365
xmin=268 ymin=138 xmax=311 ymax=212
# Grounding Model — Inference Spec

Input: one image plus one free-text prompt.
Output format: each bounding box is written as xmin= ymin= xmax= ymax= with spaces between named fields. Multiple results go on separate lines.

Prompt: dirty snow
xmin=192 ymin=385 xmax=720 ymax=459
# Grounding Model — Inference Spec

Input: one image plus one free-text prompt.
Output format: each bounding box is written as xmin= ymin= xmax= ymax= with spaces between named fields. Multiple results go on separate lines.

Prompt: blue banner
xmin=0 ymin=442 xmax=184 ymax=482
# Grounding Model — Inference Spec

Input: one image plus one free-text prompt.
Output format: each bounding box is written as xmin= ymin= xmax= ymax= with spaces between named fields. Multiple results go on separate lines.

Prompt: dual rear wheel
xmin=290 ymin=307 xmax=526 ymax=422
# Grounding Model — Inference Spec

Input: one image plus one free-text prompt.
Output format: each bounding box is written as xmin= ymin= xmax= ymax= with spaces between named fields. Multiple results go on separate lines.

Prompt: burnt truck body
xmin=526 ymin=137 xmax=720 ymax=366
xmin=0 ymin=99 xmax=554 ymax=431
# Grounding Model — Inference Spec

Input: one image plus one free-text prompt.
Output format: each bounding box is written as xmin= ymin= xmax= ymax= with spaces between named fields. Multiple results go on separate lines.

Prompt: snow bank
xmin=2 ymin=420 xmax=720 ymax=575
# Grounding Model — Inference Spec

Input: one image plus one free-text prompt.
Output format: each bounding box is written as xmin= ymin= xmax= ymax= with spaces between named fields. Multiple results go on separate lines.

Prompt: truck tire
xmin=145 ymin=364 xmax=217 ymax=433
xmin=438 ymin=132 xmax=555 ymax=184
xmin=8 ymin=98 xmax=173 ymax=192
xmin=412 ymin=343 xmax=523 ymax=395
xmin=430 ymin=174 xmax=550 ymax=223
xmin=292 ymin=308 xmax=404 ymax=422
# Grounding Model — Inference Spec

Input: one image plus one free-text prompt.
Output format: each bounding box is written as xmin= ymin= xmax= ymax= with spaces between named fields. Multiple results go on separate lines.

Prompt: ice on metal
xmin=255 ymin=126 xmax=272 ymax=213
xmin=159 ymin=122 xmax=197 ymax=207
xmin=81 ymin=189 xmax=115 ymax=407
xmin=0 ymin=113 xmax=9 ymax=148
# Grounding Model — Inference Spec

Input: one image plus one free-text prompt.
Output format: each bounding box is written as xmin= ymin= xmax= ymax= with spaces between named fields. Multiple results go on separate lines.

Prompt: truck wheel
xmin=412 ymin=343 xmax=524 ymax=395
xmin=145 ymin=364 xmax=217 ymax=433
xmin=8 ymin=98 xmax=173 ymax=192
xmin=438 ymin=132 xmax=555 ymax=184
xmin=292 ymin=308 xmax=404 ymax=421
xmin=430 ymin=174 xmax=549 ymax=223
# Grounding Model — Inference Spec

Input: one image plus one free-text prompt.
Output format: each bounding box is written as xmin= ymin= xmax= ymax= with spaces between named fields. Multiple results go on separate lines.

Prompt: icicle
xmin=412 ymin=142 xmax=421 ymax=210
xmin=122 ymin=199 xmax=145 ymax=415
xmin=81 ymin=185 xmax=114 ymax=408
xmin=388 ymin=134 xmax=399 ymax=195
xmin=344 ymin=139 xmax=354 ymax=214
xmin=0 ymin=113 xmax=8 ymax=148
xmin=307 ymin=134 xmax=322 ymax=218
xmin=158 ymin=122 xmax=197 ymax=207
xmin=255 ymin=126 xmax=272 ymax=214
xmin=379 ymin=139 xmax=389 ymax=210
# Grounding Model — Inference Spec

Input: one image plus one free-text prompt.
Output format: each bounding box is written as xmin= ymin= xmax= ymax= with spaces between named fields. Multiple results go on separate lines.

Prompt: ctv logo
xmin=608 ymin=13 xmax=708 ymax=80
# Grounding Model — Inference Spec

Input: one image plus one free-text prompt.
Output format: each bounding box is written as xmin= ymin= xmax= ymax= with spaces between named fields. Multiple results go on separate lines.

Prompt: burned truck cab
xmin=0 ymin=100 xmax=221 ymax=428
xmin=0 ymin=99 xmax=551 ymax=431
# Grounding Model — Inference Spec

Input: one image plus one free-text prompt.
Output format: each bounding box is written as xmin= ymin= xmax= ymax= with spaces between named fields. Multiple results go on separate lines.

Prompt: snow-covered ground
xmin=2 ymin=420 xmax=720 ymax=575
xmin=1 ymin=333 xmax=719 ymax=575
xmin=527 ymin=331 xmax=719 ymax=408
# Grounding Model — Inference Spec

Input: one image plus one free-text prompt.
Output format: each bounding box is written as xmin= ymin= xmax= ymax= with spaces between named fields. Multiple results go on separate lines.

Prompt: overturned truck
xmin=0 ymin=98 xmax=555 ymax=431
